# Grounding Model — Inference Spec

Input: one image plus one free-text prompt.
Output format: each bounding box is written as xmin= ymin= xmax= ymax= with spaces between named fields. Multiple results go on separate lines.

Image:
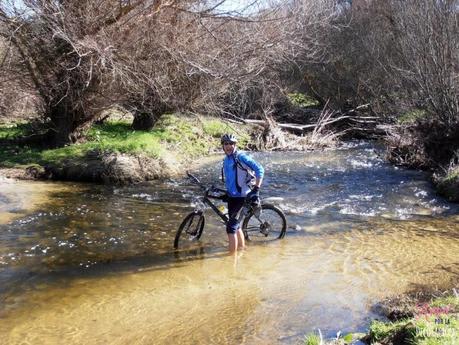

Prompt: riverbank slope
xmin=0 ymin=114 xmax=256 ymax=184
xmin=0 ymin=112 xmax=341 ymax=184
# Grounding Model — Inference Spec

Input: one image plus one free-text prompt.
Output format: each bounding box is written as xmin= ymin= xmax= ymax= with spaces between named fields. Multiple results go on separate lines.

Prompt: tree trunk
xmin=132 ymin=112 xmax=156 ymax=130
xmin=47 ymin=104 xmax=86 ymax=147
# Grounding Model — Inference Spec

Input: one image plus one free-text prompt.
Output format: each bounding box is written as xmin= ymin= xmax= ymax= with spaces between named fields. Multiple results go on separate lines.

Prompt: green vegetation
xmin=288 ymin=92 xmax=320 ymax=108
xmin=0 ymin=114 xmax=252 ymax=169
xmin=86 ymin=121 xmax=163 ymax=157
xmin=368 ymin=294 xmax=459 ymax=345
xmin=398 ymin=109 xmax=428 ymax=124
xmin=0 ymin=144 xmax=43 ymax=168
xmin=304 ymin=332 xmax=321 ymax=345
xmin=301 ymin=294 xmax=459 ymax=345
xmin=443 ymin=170 xmax=459 ymax=183
xmin=152 ymin=114 xmax=250 ymax=158
xmin=153 ymin=114 xmax=212 ymax=158
xmin=201 ymin=117 xmax=250 ymax=148
xmin=303 ymin=331 xmax=364 ymax=345
xmin=435 ymin=166 xmax=459 ymax=202
xmin=369 ymin=319 xmax=415 ymax=343
xmin=429 ymin=296 xmax=459 ymax=310
xmin=0 ymin=122 xmax=35 ymax=139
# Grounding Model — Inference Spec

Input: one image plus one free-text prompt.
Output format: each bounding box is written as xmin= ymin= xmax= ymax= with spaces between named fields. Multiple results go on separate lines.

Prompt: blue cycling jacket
xmin=223 ymin=150 xmax=264 ymax=197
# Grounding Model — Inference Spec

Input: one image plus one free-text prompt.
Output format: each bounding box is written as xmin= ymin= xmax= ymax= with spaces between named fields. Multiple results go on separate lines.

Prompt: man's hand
xmin=246 ymin=186 xmax=260 ymax=205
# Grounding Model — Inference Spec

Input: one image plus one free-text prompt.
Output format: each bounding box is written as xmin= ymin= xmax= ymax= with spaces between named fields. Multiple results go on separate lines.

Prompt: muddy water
xmin=1 ymin=142 xmax=458 ymax=345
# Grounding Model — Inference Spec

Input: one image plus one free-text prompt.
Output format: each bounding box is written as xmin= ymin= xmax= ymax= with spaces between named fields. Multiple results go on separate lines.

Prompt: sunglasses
xmin=223 ymin=142 xmax=235 ymax=146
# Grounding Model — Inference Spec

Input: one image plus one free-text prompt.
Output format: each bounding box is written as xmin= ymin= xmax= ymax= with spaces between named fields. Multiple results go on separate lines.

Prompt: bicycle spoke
xmin=242 ymin=204 xmax=286 ymax=242
xmin=174 ymin=212 xmax=205 ymax=249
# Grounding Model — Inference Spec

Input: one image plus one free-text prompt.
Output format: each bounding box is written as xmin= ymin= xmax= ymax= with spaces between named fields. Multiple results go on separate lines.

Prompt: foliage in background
xmin=1 ymin=0 xmax=457 ymax=175
xmin=287 ymin=93 xmax=320 ymax=108
xmin=397 ymin=109 xmax=428 ymax=125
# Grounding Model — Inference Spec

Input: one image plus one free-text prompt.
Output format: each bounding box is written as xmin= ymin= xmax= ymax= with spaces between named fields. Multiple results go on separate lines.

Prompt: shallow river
xmin=1 ymin=142 xmax=458 ymax=344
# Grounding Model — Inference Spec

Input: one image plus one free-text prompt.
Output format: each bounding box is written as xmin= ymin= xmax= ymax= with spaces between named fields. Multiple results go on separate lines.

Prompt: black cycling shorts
xmin=226 ymin=197 xmax=245 ymax=234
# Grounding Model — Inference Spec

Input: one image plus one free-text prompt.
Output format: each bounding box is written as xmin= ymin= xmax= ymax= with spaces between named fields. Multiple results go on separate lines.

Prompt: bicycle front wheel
xmin=242 ymin=203 xmax=287 ymax=242
xmin=174 ymin=211 xmax=205 ymax=249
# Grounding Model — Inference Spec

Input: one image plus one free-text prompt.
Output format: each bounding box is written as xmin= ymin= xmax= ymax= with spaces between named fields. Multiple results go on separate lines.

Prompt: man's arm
xmin=254 ymin=177 xmax=263 ymax=188
xmin=239 ymin=153 xmax=264 ymax=181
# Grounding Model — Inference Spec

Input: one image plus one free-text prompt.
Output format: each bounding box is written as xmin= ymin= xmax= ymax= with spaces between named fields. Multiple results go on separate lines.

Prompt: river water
xmin=1 ymin=142 xmax=458 ymax=344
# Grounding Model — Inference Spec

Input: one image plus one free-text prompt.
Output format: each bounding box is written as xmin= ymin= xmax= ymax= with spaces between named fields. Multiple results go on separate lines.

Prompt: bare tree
xmin=388 ymin=0 xmax=459 ymax=126
xmin=190 ymin=0 xmax=340 ymax=122
xmin=1 ymin=0 xmax=295 ymax=138
xmin=0 ymin=1 xmax=130 ymax=146
xmin=0 ymin=34 xmax=39 ymax=123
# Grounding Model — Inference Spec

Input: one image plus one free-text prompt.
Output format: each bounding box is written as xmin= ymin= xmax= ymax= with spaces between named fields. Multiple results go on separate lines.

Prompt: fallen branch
xmin=244 ymin=115 xmax=360 ymax=133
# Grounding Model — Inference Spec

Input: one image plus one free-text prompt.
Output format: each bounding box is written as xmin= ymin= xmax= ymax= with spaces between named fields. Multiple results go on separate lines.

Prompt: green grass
xmin=304 ymin=332 xmax=321 ymax=345
xmin=443 ymin=170 xmax=459 ymax=183
xmin=288 ymin=92 xmax=320 ymax=108
xmin=0 ymin=121 xmax=163 ymax=167
xmin=86 ymin=121 xmax=163 ymax=157
xmin=414 ymin=314 xmax=459 ymax=345
xmin=0 ymin=144 xmax=43 ymax=167
xmin=368 ymin=294 xmax=459 ymax=345
xmin=0 ymin=122 xmax=34 ymax=139
xmin=398 ymin=109 xmax=428 ymax=124
xmin=201 ymin=118 xmax=229 ymax=136
xmin=201 ymin=117 xmax=250 ymax=148
xmin=430 ymin=296 xmax=459 ymax=310
xmin=369 ymin=319 xmax=414 ymax=343
xmin=0 ymin=114 xmax=251 ymax=169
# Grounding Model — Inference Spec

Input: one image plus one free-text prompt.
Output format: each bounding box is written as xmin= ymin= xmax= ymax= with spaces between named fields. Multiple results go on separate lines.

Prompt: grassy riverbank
xmin=0 ymin=114 xmax=249 ymax=167
xmin=368 ymin=291 xmax=459 ymax=345
xmin=303 ymin=290 xmax=459 ymax=345
xmin=0 ymin=114 xmax=253 ymax=182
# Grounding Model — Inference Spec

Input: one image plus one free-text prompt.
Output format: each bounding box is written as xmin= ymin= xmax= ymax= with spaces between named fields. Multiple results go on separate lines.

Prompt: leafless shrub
xmin=385 ymin=125 xmax=430 ymax=168
xmin=0 ymin=1 xmax=127 ymax=145
xmin=0 ymin=34 xmax=39 ymax=122
xmin=189 ymin=0 xmax=340 ymax=120
xmin=1 ymin=1 xmax=287 ymax=142
xmin=388 ymin=0 xmax=459 ymax=126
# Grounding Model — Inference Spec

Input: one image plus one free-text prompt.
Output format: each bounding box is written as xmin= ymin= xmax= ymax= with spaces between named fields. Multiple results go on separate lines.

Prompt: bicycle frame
xmin=188 ymin=171 xmax=254 ymax=226
xmin=187 ymin=172 xmax=229 ymax=223
xmin=175 ymin=172 xmax=287 ymax=249
xmin=200 ymin=193 xmax=229 ymax=224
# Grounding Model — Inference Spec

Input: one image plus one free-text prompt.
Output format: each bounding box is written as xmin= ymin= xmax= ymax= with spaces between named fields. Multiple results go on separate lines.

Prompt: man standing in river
xmin=220 ymin=133 xmax=264 ymax=253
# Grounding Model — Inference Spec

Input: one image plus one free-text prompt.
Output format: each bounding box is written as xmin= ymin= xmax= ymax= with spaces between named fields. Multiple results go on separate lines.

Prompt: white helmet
xmin=220 ymin=133 xmax=237 ymax=144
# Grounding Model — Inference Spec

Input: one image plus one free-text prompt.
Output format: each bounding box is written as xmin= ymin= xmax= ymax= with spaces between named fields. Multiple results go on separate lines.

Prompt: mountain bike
xmin=174 ymin=172 xmax=287 ymax=249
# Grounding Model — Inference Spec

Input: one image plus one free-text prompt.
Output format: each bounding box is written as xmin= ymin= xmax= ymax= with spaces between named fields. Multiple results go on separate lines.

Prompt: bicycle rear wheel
xmin=174 ymin=211 xmax=205 ymax=249
xmin=242 ymin=203 xmax=286 ymax=242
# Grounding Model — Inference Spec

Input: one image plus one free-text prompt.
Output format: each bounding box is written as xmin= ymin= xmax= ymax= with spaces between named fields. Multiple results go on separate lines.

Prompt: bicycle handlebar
xmin=186 ymin=171 xmax=204 ymax=187
xmin=186 ymin=171 xmax=226 ymax=197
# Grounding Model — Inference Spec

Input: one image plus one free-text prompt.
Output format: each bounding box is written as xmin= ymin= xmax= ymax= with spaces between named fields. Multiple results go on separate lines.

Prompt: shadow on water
xmin=0 ymin=241 xmax=232 ymax=316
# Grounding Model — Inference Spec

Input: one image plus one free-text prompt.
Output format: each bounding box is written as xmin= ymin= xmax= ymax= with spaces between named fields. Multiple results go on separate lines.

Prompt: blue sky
xmin=217 ymin=0 xmax=259 ymax=10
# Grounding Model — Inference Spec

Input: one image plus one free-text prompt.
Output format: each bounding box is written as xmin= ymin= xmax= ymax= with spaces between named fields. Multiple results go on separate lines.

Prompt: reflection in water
xmin=0 ymin=178 xmax=73 ymax=225
xmin=1 ymin=142 xmax=459 ymax=344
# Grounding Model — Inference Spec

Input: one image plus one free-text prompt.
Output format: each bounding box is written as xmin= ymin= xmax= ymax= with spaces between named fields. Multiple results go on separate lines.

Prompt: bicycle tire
xmin=242 ymin=203 xmax=287 ymax=242
xmin=174 ymin=211 xmax=205 ymax=249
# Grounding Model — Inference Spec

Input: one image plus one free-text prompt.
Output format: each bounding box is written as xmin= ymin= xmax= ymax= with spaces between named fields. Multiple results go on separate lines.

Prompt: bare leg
xmin=228 ymin=233 xmax=238 ymax=253
xmin=236 ymin=228 xmax=245 ymax=250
